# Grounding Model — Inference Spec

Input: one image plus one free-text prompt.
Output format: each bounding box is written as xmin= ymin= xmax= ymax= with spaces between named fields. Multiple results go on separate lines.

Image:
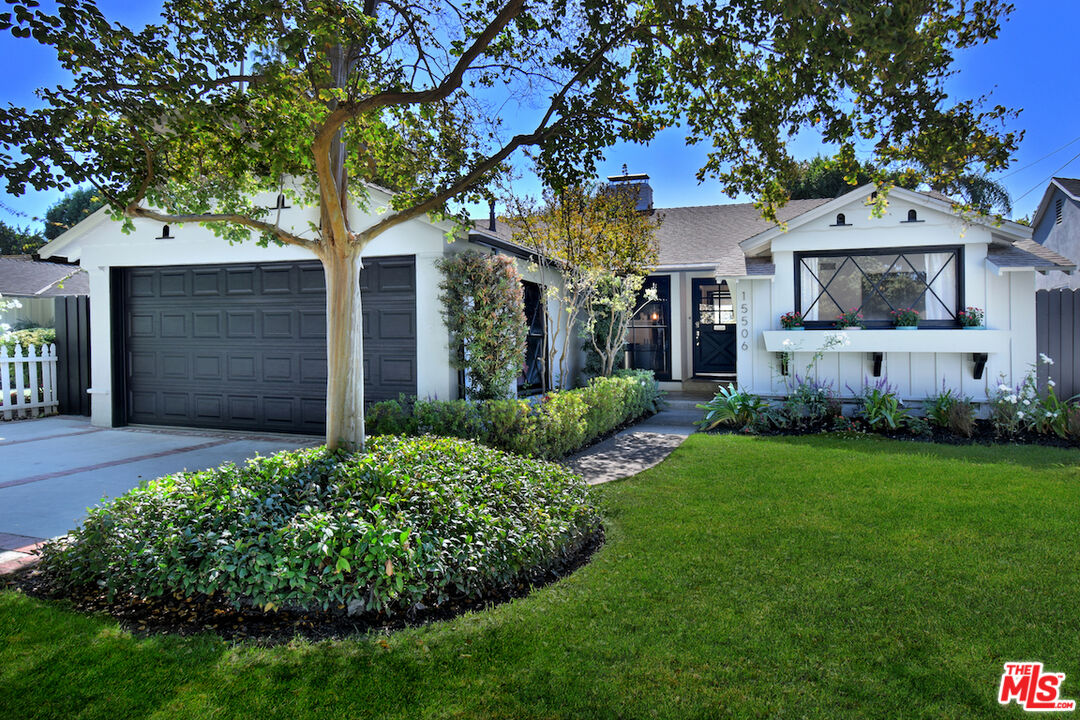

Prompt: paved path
xmin=563 ymin=395 xmax=706 ymax=485
xmin=0 ymin=416 xmax=318 ymax=556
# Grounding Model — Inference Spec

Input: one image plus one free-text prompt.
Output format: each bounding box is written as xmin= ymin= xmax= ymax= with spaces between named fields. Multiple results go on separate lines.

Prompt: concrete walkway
xmin=0 ymin=416 xmax=318 ymax=554
xmin=563 ymin=393 xmax=706 ymax=485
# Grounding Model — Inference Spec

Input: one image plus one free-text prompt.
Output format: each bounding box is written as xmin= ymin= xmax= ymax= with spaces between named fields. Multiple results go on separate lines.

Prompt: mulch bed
xmin=714 ymin=419 xmax=1079 ymax=450
xmin=3 ymin=529 xmax=604 ymax=645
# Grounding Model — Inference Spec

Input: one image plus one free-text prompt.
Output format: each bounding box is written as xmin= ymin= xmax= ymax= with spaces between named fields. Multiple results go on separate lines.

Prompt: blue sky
xmin=1 ymin=0 xmax=1077 ymax=230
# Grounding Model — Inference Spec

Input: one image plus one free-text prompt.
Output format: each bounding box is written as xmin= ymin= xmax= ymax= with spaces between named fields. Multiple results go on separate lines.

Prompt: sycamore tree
xmin=0 ymin=0 xmax=1019 ymax=449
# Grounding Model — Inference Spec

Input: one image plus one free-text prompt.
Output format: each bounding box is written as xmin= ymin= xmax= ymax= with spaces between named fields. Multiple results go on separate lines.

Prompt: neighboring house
xmin=1031 ymin=177 xmax=1080 ymax=290
xmin=600 ymin=177 xmax=1074 ymax=400
xmin=0 ymin=255 xmax=88 ymax=328
xmin=38 ymin=185 xmax=573 ymax=434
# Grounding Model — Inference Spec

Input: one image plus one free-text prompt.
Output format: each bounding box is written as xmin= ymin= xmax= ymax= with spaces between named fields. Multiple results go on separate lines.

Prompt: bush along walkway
xmin=562 ymin=393 xmax=705 ymax=484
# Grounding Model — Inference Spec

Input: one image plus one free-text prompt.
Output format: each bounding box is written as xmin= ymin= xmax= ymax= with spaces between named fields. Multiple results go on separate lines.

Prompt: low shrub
xmin=923 ymin=386 xmax=976 ymax=438
xmin=696 ymin=384 xmax=773 ymax=432
xmin=368 ymin=370 xmax=661 ymax=460
xmin=988 ymin=355 xmax=1068 ymax=439
xmin=780 ymin=375 xmax=841 ymax=432
xmin=852 ymin=378 xmax=909 ymax=431
xmin=1 ymin=326 xmax=55 ymax=354
xmin=37 ymin=436 xmax=600 ymax=614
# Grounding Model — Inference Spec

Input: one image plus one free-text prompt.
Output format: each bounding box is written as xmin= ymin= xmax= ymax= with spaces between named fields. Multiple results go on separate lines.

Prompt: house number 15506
xmin=739 ymin=290 xmax=750 ymax=352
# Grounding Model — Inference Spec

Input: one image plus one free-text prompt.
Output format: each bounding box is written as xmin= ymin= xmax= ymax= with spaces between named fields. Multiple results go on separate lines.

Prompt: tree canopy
xmin=785 ymin=154 xmax=1013 ymax=215
xmin=0 ymin=220 xmax=44 ymax=255
xmin=43 ymin=187 xmax=105 ymax=240
xmin=0 ymin=0 xmax=1022 ymax=447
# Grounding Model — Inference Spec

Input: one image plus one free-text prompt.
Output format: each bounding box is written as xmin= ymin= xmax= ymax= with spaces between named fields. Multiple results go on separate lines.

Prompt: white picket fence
xmin=1 ymin=343 xmax=59 ymax=419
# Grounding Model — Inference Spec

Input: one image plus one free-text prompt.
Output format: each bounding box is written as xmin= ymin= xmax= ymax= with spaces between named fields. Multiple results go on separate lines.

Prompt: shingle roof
xmin=0 ymin=256 xmax=89 ymax=296
xmin=1053 ymin=177 xmax=1080 ymax=198
xmin=652 ymin=199 xmax=830 ymax=272
xmin=986 ymin=240 xmax=1076 ymax=272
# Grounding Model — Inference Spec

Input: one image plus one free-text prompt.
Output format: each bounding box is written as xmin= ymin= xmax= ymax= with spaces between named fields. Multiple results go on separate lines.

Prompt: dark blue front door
xmin=692 ymin=278 xmax=736 ymax=374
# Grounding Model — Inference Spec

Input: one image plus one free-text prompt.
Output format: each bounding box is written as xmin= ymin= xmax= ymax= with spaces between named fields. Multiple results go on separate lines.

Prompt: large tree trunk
xmin=323 ymin=246 xmax=365 ymax=452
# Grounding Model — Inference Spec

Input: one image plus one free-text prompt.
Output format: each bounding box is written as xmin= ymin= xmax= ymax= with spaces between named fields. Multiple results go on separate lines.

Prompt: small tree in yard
xmin=506 ymin=182 xmax=659 ymax=388
xmin=1 ymin=0 xmax=1020 ymax=448
xmin=585 ymin=274 xmax=659 ymax=379
xmin=437 ymin=252 xmax=527 ymax=401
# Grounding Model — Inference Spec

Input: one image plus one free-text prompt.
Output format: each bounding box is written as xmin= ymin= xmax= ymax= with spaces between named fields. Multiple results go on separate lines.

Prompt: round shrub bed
xmin=35 ymin=436 xmax=600 ymax=620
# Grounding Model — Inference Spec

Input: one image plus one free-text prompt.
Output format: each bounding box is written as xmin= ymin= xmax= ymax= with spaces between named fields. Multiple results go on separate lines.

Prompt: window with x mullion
xmin=795 ymin=247 xmax=962 ymax=327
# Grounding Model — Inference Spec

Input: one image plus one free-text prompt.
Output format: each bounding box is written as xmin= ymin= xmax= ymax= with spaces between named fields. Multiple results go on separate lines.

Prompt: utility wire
xmin=1013 ymin=149 xmax=1080 ymax=204
xmin=998 ymin=135 xmax=1080 ymax=180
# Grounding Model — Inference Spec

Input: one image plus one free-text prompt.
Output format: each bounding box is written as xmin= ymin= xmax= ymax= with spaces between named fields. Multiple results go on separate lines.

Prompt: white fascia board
xmin=740 ymin=184 xmax=1031 ymax=255
xmin=739 ymin=184 xmax=879 ymax=255
xmin=37 ymin=205 xmax=113 ymax=261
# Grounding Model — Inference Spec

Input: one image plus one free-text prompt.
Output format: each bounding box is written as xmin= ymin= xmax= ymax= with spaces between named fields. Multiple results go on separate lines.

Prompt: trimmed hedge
xmin=37 ymin=436 xmax=600 ymax=614
xmin=368 ymin=370 xmax=662 ymax=460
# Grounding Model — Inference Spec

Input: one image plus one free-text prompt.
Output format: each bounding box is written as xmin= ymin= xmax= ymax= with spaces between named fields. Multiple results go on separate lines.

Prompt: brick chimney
xmin=606 ymin=168 xmax=653 ymax=212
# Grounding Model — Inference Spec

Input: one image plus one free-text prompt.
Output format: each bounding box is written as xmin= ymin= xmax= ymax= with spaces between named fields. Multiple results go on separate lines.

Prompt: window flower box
xmin=763 ymin=329 xmax=1009 ymax=354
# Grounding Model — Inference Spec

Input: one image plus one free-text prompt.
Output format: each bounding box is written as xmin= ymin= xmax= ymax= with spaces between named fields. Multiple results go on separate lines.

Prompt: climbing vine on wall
xmin=437 ymin=253 xmax=528 ymax=400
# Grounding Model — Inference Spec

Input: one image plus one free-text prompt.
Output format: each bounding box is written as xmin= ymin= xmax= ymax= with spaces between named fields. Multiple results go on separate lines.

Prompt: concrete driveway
xmin=0 ymin=416 xmax=318 ymax=549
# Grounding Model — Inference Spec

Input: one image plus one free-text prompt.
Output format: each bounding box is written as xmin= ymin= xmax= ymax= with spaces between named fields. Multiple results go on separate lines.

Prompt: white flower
xmin=1006 ymin=394 xmax=1018 ymax=404
xmin=1045 ymin=411 xmax=1054 ymax=418
xmin=782 ymin=339 xmax=793 ymax=347
xmin=998 ymin=384 xmax=1010 ymax=393
xmin=1040 ymin=353 xmax=1055 ymax=366
xmin=1048 ymin=379 xmax=1056 ymax=388
xmin=1023 ymin=399 xmax=1031 ymax=406
xmin=1017 ymin=411 xmax=1025 ymax=419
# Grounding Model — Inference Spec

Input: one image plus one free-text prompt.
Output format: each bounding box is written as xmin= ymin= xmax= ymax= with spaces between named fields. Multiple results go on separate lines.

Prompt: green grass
xmin=3 ymin=434 xmax=1079 ymax=719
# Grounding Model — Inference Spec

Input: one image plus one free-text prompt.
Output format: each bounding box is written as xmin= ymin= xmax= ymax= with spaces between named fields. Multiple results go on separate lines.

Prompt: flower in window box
xmin=835 ymin=309 xmax=864 ymax=329
xmin=780 ymin=311 xmax=804 ymax=329
xmin=957 ymin=306 xmax=985 ymax=328
xmin=889 ymin=308 xmax=920 ymax=328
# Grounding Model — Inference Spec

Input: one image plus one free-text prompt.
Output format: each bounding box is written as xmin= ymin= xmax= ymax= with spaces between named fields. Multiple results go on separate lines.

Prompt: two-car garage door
xmin=120 ymin=257 xmax=416 ymax=434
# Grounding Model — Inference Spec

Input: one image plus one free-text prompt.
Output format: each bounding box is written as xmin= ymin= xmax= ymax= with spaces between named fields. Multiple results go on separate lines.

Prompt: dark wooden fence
xmin=1036 ymin=288 xmax=1080 ymax=400
xmin=54 ymin=296 xmax=91 ymax=415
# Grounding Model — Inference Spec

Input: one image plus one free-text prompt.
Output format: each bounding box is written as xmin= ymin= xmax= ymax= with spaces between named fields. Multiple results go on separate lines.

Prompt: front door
xmin=692 ymin=278 xmax=736 ymax=375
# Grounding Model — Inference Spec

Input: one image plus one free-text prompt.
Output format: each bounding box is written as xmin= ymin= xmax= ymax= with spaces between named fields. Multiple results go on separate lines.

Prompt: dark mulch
xmin=710 ymin=418 xmax=1079 ymax=450
xmin=3 ymin=529 xmax=604 ymax=645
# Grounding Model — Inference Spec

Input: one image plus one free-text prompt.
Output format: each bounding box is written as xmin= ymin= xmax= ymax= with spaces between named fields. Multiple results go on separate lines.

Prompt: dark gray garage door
xmin=120 ymin=257 xmax=416 ymax=434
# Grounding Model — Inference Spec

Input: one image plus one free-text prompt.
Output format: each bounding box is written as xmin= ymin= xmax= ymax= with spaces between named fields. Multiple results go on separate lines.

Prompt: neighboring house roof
xmin=0 ymin=256 xmax=89 ymax=296
xmin=986 ymin=239 xmax=1077 ymax=274
xmin=1031 ymin=177 xmax=1080 ymax=229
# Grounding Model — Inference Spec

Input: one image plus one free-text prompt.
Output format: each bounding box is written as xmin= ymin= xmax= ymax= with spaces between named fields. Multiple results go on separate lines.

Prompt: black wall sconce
xmin=155 ymin=224 xmax=175 ymax=239
xmin=271 ymin=193 xmax=290 ymax=210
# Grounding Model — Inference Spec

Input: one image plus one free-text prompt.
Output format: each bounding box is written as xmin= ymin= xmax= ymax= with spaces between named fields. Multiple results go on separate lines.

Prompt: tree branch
xmin=317 ymin=0 xmax=526 ymax=144
xmin=127 ymin=206 xmax=317 ymax=251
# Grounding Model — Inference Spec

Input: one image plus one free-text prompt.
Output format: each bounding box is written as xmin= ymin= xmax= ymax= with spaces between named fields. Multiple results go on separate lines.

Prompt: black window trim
xmin=626 ymin=274 xmax=672 ymax=381
xmin=794 ymin=245 xmax=965 ymax=329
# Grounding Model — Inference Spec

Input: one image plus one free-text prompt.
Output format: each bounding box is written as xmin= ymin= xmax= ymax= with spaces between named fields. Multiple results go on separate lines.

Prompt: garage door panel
xmin=192 ymin=269 xmax=222 ymax=296
xmin=123 ymin=258 xmax=415 ymax=433
xmin=160 ymin=271 xmax=187 ymax=296
xmin=226 ymin=311 xmax=257 ymax=338
xmin=225 ymin=267 xmax=256 ymax=295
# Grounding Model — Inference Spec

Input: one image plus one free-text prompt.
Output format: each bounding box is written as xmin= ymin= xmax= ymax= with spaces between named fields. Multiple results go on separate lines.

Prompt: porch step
xmin=662 ymin=396 xmax=712 ymax=411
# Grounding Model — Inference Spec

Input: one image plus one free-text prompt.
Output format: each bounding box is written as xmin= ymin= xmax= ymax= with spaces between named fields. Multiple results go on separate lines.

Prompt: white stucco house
xmin=596 ymin=178 xmax=1074 ymax=402
xmin=38 ymin=185 xmax=573 ymax=434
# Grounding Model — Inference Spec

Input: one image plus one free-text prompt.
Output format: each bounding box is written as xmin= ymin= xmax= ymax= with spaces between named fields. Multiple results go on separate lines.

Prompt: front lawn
xmin=3 ymin=434 xmax=1079 ymax=719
